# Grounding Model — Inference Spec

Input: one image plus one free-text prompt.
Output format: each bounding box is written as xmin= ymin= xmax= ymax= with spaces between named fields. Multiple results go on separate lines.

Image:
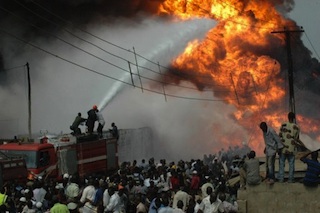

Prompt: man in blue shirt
xmin=300 ymin=150 xmax=320 ymax=187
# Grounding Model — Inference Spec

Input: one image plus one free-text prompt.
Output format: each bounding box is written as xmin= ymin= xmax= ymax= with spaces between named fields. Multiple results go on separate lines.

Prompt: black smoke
xmin=0 ymin=0 xmax=163 ymax=82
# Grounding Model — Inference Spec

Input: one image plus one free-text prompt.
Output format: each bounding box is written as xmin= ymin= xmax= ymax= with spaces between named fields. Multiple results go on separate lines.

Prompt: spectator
xmin=278 ymin=112 xmax=300 ymax=183
xmin=173 ymin=200 xmax=185 ymax=213
xmin=219 ymin=193 xmax=238 ymax=213
xmin=300 ymin=151 xmax=320 ymax=187
xmin=0 ymin=187 xmax=8 ymax=212
xmin=22 ymin=200 xmax=36 ymax=213
xmin=190 ymin=170 xmax=200 ymax=193
xmin=50 ymin=195 xmax=69 ymax=213
xmin=198 ymin=192 xmax=224 ymax=213
xmin=135 ymin=194 xmax=147 ymax=213
xmin=172 ymin=186 xmax=190 ymax=211
xmin=65 ymin=175 xmax=80 ymax=202
xmin=105 ymin=186 xmax=121 ymax=213
xmin=201 ymin=177 xmax=214 ymax=199
xmin=240 ymin=150 xmax=261 ymax=189
xmin=259 ymin=121 xmax=283 ymax=184
xmin=79 ymin=178 xmax=96 ymax=210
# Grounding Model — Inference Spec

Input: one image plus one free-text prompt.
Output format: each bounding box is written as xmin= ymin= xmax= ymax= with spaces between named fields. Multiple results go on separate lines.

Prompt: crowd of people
xmin=0 ymin=111 xmax=318 ymax=212
xmin=0 ymin=143 xmax=254 ymax=213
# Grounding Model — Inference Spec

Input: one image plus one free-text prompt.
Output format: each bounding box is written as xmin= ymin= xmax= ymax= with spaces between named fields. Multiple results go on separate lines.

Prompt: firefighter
xmin=86 ymin=105 xmax=98 ymax=134
xmin=96 ymin=109 xmax=105 ymax=138
xmin=109 ymin=122 xmax=119 ymax=140
xmin=70 ymin=112 xmax=86 ymax=136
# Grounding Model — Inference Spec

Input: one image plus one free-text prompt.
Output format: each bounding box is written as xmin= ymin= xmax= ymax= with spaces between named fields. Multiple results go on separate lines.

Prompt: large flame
xmin=156 ymin=0 xmax=320 ymax=154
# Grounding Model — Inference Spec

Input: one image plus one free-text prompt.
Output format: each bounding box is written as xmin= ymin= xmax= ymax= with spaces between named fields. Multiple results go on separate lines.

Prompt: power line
xmin=2 ymin=64 xmax=25 ymax=72
xmin=27 ymin=0 xmax=228 ymax=82
xmin=0 ymin=27 xmax=238 ymax=102
xmin=303 ymin=31 xmax=320 ymax=61
xmin=4 ymin=2 xmax=230 ymax=91
xmin=0 ymin=5 xmax=231 ymax=93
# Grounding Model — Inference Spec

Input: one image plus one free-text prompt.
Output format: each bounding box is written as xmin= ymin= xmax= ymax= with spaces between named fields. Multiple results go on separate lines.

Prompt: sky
xmin=289 ymin=0 xmax=320 ymax=60
xmin=0 ymin=0 xmax=319 ymax=161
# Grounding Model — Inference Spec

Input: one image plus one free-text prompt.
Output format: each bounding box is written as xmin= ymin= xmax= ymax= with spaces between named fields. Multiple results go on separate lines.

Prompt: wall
xmin=237 ymin=182 xmax=320 ymax=213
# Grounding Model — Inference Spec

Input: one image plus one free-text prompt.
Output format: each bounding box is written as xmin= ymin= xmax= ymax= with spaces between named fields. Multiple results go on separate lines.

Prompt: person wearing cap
xmin=35 ymin=202 xmax=43 ymax=213
xmin=201 ymin=177 xmax=214 ymax=199
xmin=86 ymin=105 xmax=98 ymax=134
xmin=67 ymin=202 xmax=78 ymax=213
xmin=17 ymin=197 xmax=27 ymax=212
xmin=65 ymin=176 xmax=80 ymax=202
xmin=190 ymin=170 xmax=200 ymax=193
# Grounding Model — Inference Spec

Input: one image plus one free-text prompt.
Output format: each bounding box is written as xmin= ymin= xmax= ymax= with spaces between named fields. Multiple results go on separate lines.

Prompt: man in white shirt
xmin=79 ymin=179 xmax=96 ymax=208
xmin=172 ymin=186 xmax=190 ymax=211
xmin=198 ymin=192 xmax=224 ymax=213
xmin=105 ymin=187 xmax=121 ymax=213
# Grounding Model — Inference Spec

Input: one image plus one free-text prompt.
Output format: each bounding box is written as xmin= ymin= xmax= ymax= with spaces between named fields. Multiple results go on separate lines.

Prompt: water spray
xmin=98 ymin=18 xmax=216 ymax=112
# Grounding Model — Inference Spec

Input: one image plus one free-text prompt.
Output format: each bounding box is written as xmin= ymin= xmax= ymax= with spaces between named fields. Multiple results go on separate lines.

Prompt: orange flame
xmin=156 ymin=0 xmax=320 ymax=154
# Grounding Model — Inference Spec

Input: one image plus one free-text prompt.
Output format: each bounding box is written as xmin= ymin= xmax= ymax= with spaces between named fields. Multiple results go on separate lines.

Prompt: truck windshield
xmin=2 ymin=150 xmax=37 ymax=168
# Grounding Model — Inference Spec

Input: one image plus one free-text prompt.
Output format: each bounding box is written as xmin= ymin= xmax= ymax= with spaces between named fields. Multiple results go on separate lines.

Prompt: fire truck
xmin=0 ymin=133 xmax=118 ymax=180
xmin=0 ymin=151 xmax=28 ymax=187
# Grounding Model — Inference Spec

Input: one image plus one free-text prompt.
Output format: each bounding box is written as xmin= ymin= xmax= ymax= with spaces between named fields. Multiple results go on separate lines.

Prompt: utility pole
xmin=26 ymin=62 xmax=32 ymax=141
xmin=271 ymin=27 xmax=304 ymax=118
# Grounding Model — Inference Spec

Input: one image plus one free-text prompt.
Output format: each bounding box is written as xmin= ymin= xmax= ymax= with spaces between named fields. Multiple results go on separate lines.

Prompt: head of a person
xmin=288 ymin=112 xmax=295 ymax=122
xmin=259 ymin=122 xmax=267 ymax=133
xmin=177 ymin=200 xmax=184 ymax=209
xmin=206 ymin=186 xmax=213 ymax=195
xmin=219 ymin=193 xmax=226 ymax=202
xmin=248 ymin=150 xmax=256 ymax=159
xmin=112 ymin=122 xmax=115 ymax=127
xmin=78 ymin=112 xmax=81 ymax=116
xmin=209 ymin=192 xmax=218 ymax=203
xmin=93 ymin=105 xmax=98 ymax=110
xmin=27 ymin=200 xmax=33 ymax=209
xmin=52 ymin=195 xmax=59 ymax=205
xmin=311 ymin=151 xmax=319 ymax=160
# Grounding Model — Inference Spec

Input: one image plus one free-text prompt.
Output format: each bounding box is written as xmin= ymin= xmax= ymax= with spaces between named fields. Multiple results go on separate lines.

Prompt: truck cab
xmin=0 ymin=142 xmax=57 ymax=180
xmin=0 ymin=152 xmax=28 ymax=187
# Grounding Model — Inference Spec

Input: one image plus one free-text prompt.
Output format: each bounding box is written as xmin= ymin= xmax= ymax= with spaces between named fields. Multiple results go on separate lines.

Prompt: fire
xmin=156 ymin=0 xmax=319 ymax=154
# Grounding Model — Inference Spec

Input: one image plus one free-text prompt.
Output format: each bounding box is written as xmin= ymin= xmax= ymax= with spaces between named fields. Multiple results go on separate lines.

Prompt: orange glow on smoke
xmin=156 ymin=0 xmax=319 ymax=154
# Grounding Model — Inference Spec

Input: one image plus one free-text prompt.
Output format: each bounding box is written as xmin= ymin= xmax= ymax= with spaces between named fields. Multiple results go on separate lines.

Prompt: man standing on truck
xmin=70 ymin=112 xmax=86 ymax=136
xmin=96 ymin=109 xmax=105 ymax=139
xmin=86 ymin=105 xmax=98 ymax=134
xmin=109 ymin=122 xmax=119 ymax=140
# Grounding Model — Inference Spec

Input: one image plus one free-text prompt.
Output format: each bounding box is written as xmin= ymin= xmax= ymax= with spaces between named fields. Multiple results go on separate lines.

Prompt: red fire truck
xmin=0 ymin=152 xmax=28 ymax=187
xmin=0 ymin=133 xmax=118 ymax=180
